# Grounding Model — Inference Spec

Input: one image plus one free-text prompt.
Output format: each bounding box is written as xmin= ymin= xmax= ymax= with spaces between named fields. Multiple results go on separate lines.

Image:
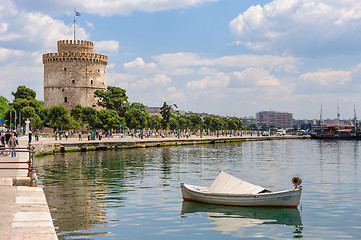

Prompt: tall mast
xmin=320 ymin=104 xmax=323 ymax=130
xmin=337 ymin=102 xmax=340 ymax=124
xmin=354 ymin=105 xmax=358 ymax=128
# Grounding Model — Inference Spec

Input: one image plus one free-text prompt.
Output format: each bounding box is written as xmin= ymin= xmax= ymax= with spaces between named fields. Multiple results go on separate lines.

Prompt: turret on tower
xmin=43 ymin=40 xmax=107 ymax=109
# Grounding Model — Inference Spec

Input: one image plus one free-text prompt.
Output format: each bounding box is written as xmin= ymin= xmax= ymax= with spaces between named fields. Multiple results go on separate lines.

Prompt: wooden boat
xmin=180 ymin=171 xmax=302 ymax=208
xmin=310 ymin=124 xmax=361 ymax=139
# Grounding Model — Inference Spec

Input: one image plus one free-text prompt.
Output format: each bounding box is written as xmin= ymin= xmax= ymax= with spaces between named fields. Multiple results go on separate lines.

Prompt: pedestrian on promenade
xmin=35 ymin=131 xmax=39 ymax=141
xmin=54 ymin=130 xmax=58 ymax=141
xmin=99 ymin=132 xmax=102 ymax=140
xmin=28 ymin=131 xmax=32 ymax=144
xmin=5 ymin=130 xmax=11 ymax=145
xmin=79 ymin=131 xmax=82 ymax=141
xmin=0 ymin=131 xmax=5 ymax=146
xmin=65 ymin=131 xmax=68 ymax=140
xmin=88 ymin=132 xmax=91 ymax=141
xmin=9 ymin=133 xmax=17 ymax=157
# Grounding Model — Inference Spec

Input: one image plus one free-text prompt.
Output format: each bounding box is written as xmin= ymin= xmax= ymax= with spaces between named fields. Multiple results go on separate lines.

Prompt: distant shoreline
xmin=19 ymin=135 xmax=311 ymax=156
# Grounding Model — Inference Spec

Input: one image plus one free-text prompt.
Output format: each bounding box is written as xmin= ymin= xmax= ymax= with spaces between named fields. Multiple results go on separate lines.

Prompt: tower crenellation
xmin=43 ymin=40 xmax=107 ymax=110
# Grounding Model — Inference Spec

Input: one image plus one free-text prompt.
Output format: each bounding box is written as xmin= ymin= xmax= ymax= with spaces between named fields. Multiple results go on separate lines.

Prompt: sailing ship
xmin=310 ymin=104 xmax=361 ymax=139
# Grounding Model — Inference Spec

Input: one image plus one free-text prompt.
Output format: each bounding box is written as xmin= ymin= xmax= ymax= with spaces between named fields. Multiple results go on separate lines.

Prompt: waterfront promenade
xmin=19 ymin=133 xmax=310 ymax=155
xmin=0 ymin=145 xmax=57 ymax=239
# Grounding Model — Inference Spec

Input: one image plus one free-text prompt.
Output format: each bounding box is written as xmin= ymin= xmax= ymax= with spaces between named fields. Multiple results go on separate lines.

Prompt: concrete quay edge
xmin=25 ymin=134 xmax=310 ymax=155
xmin=0 ymin=150 xmax=58 ymax=239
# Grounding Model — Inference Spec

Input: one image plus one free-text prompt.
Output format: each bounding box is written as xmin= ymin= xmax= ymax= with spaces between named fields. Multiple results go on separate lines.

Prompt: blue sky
xmin=1 ymin=0 xmax=361 ymax=119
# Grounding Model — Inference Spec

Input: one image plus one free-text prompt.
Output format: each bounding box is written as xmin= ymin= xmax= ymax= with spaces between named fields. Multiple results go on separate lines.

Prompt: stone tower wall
xmin=43 ymin=40 xmax=107 ymax=109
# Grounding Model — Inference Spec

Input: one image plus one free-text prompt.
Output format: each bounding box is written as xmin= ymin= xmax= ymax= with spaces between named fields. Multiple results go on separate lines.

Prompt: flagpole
xmin=74 ymin=9 xmax=76 ymax=41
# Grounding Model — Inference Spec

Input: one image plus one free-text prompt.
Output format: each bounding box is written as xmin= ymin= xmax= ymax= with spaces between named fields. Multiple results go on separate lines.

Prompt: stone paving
xmin=0 ymin=148 xmax=57 ymax=240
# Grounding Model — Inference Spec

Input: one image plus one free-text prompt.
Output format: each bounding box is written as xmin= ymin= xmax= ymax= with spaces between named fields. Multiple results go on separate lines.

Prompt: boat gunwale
xmin=181 ymin=183 xmax=301 ymax=197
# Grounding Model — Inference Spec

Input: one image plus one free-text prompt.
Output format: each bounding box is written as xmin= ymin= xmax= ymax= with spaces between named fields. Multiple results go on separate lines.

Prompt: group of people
xmin=0 ymin=130 xmax=19 ymax=157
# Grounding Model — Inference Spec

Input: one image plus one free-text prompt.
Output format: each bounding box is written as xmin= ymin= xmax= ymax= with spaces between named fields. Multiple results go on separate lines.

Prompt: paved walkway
xmin=0 ymin=148 xmax=57 ymax=239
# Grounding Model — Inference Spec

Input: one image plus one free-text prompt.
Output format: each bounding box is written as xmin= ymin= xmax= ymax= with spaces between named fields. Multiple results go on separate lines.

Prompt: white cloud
xmin=299 ymin=69 xmax=352 ymax=86
xmin=94 ymin=40 xmax=119 ymax=53
xmin=0 ymin=48 xmax=24 ymax=62
xmin=124 ymin=57 xmax=156 ymax=71
xmin=231 ymin=68 xmax=280 ymax=88
xmin=153 ymin=74 xmax=171 ymax=85
xmin=197 ymin=67 xmax=218 ymax=75
xmin=230 ymin=0 xmax=361 ymax=56
xmin=186 ymin=72 xmax=230 ymax=90
xmin=153 ymin=52 xmax=299 ymax=72
xmin=79 ymin=0 xmax=219 ymax=16
xmin=0 ymin=3 xmax=88 ymax=50
xmin=13 ymin=0 xmax=218 ymax=16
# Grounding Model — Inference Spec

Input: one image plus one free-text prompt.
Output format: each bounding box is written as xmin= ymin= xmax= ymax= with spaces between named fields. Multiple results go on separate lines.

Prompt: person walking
xmin=35 ymin=131 xmax=39 ymax=141
xmin=9 ymin=133 xmax=17 ymax=157
xmin=78 ymin=131 xmax=82 ymax=141
xmin=28 ymin=131 xmax=32 ymax=145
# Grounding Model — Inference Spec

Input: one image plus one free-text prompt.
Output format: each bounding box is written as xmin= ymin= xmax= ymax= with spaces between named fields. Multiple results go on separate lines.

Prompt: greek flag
xmin=75 ymin=11 xmax=81 ymax=16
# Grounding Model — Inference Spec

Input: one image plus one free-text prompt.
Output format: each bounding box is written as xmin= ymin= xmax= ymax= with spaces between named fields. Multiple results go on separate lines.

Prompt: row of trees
xmin=0 ymin=85 xmax=243 ymax=132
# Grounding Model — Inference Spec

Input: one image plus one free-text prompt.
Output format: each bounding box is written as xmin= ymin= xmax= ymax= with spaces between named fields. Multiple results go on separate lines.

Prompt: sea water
xmin=37 ymin=139 xmax=361 ymax=239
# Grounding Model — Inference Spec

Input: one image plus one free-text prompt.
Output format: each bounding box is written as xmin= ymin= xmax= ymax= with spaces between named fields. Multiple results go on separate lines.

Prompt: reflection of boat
xmin=180 ymin=171 xmax=302 ymax=208
xmin=181 ymin=201 xmax=303 ymax=230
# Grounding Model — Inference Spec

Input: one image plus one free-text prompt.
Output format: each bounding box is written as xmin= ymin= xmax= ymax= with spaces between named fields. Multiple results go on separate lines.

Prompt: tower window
xmin=64 ymin=67 xmax=67 ymax=71
xmin=98 ymin=69 xmax=100 ymax=72
xmin=91 ymin=80 xmax=93 ymax=84
xmin=72 ymin=79 xmax=75 ymax=84
xmin=64 ymin=97 xmax=67 ymax=103
xmin=62 ymin=89 xmax=64 ymax=92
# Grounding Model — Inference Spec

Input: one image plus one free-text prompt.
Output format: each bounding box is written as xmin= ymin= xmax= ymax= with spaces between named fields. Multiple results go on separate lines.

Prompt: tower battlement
xmin=57 ymin=40 xmax=94 ymax=53
xmin=42 ymin=52 xmax=108 ymax=65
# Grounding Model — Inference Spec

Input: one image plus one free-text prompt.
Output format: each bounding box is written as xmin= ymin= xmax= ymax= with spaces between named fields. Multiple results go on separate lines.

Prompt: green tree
xmin=46 ymin=105 xmax=74 ymax=130
xmin=124 ymin=108 xmax=143 ymax=130
xmin=70 ymin=104 xmax=84 ymax=121
xmin=160 ymin=102 xmax=177 ymax=130
xmin=169 ymin=118 xmax=178 ymax=131
xmin=147 ymin=115 xmax=162 ymax=130
xmin=97 ymin=109 xmax=124 ymax=131
xmin=21 ymin=106 xmax=43 ymax=130
xmin=9 ymin=86 xmax=43 ymax=128
xmin=0 ymin=96 xmax=9 ymax=120
xmin=11 ymin=86 xmax=36 ymax=100
xmin=94 ymin=86 xmax=128 ymax=117
xmin=189 ymin=115 xmax=201 ymax=131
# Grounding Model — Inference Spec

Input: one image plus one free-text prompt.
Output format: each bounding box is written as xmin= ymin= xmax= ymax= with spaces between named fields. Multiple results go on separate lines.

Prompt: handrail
xmin=0 ymin=144 xmax=37 ymax=186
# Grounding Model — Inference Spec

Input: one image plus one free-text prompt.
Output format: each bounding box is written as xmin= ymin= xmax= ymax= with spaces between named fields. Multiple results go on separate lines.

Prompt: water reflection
xmin=39 ymin=153 xmax=109 ymax=238
xmin=181 ymin=201 xmax=303 ymax=237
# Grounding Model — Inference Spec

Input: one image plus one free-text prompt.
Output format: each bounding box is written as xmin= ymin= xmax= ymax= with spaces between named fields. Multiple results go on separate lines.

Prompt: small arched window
xmin=62 ymin=89 xmax=64 ymax=92
xmin=91 ymin=80 xmax=93 ymax=84
xmin=64 ymin=67 xmax=67 ymax=71
xmin=72 ymin=79 xmax=75 ymax=84
xmin=64 ymin=97 xmax=67 ymax=103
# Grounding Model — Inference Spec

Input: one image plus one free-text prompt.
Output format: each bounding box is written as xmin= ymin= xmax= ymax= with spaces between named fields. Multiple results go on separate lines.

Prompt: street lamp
xmin=92 ymin=103 xmax=96 ymax=140
xmin=217 ymin=116 xmax=219 ymax=137
xmin=200 ymin=115 xmax=203 ymax=138
xmin=177 ymin=110 xmax=180 ymax=138
xmin=229 ymin=118 xmax=232 ymax=137
xmin=141 ymin=108 xmax=144 ymax=139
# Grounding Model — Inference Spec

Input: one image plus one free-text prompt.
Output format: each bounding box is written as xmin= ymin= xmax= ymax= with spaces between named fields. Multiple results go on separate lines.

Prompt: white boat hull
xmin=181 ymin=183 xmax=302 ymax=208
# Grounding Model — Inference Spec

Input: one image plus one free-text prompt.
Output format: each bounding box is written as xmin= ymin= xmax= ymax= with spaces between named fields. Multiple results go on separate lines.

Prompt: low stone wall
xmin=31 ymin=135 xmax=310 ymax=156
